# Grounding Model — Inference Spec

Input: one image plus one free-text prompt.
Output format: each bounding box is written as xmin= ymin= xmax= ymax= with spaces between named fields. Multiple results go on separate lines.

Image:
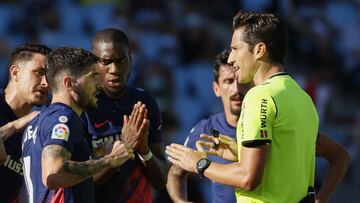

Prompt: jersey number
xmin=23 ymin=156 xmax=34 ymax=203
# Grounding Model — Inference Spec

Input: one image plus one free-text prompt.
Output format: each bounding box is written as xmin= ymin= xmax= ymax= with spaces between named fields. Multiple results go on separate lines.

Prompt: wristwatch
xmin=196 ymin=158 xmax=211 ymax=178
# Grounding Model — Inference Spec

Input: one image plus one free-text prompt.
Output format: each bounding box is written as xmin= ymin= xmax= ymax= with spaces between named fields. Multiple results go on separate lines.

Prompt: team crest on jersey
xmin=51 ymin=123 xmax=70 ymax=141
xmin=58 ymin=115 xmax=68 ymax=123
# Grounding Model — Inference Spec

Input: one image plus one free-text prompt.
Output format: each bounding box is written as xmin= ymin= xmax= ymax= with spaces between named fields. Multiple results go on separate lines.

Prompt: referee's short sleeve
xmin=238 ymin=87 xmax=276 ymax=147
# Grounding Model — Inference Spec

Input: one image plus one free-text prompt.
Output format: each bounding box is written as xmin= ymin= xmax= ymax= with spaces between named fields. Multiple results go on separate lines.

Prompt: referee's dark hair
xmin=233 ymin=11 xmax=288 ymax=66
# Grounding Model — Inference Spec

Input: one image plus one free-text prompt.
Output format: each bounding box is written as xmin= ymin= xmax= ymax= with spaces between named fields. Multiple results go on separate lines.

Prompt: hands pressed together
xmin=92 ymin=101 xmax=150 ymax=167
xmin=121 ymin=101 xmax=150 ymax=154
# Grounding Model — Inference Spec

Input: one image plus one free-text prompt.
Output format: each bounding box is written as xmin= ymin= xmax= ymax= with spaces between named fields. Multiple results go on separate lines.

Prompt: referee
xmin=166 ymin=11 xmax=319 ymax=203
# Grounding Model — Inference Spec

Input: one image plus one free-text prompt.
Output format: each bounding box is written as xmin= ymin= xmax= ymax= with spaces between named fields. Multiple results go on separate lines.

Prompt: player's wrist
xmin=104 ymin=154 xmax=117 ymax=168
xmin=138 ymin=150 xmax=152 ymax=162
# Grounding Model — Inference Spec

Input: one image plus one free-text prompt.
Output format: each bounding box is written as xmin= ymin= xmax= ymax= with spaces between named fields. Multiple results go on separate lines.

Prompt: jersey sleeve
xmin=238 ymin=86 xmax=277 ymax=147
xmin=145 ymin=93 xmax=163 ymax=143
xmin=43 ymin=115 xmax=80 ymax=153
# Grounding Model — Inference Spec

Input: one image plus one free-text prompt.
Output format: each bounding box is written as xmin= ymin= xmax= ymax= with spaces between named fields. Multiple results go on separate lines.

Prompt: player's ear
xmin=63 ymin=76 xmax=73 ymax=89
xmin=254 ymin=42 xmax=266 ymax=60
xmin=212 ymin=81 xmax=221 ymax=97
xmin=9 ymin=65 xmax=20 ymax=82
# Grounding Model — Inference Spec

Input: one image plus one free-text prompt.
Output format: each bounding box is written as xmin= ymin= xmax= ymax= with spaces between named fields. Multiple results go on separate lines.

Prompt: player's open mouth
xmin=34 ymin=89 xmax=47 ymax=96
xmin=230 ymin=95 xmax=242 ymax=105
xmin=108 ymin=78 xmax=122 ymax=88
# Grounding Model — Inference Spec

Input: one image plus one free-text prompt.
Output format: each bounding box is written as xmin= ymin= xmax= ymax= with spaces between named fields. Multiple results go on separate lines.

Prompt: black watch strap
xmin=196 ymin=158 xmax=211 ymax=178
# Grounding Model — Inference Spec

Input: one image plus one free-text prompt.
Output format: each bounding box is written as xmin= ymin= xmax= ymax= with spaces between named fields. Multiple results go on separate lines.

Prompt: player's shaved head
xmin=92 ymin=28 xmax=130 ymax=51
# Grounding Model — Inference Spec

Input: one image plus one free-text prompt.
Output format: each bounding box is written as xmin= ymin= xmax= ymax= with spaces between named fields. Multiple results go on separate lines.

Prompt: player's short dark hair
xmin=92 ymin=28 xmax=131 ymax=60
xmin=233 ymin=11 xmax=288 ymax=65
xmin=214 ymin=50 xmax=230 ymax=83
xmin=92 ymin=28 xmax=131 ymax=57
xmin=10 ymin=43 xmax=52 ymax=65
xmin=45 ymin=47 xmax=98 ymax=92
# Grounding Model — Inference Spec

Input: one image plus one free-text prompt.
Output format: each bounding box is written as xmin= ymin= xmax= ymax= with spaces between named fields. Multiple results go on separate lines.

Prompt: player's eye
xmin=34 ymin=69 xmax=44 ymax=76
xmin=98 ymin=59 xmax=113 ymax=66
xmin=224 ymin=79 xmax=234 ymax=84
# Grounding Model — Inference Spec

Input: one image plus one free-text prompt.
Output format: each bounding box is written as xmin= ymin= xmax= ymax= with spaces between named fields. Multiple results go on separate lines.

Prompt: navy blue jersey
xmin=22 ymin=103 xmax=94 ymax=203
xmin=184 ymin=112 xmax=236 ymax=203
xmin=0 ymin=89 xmax=23 ymax=203
xmin=84 ymin=86 xmax=162 ymax=203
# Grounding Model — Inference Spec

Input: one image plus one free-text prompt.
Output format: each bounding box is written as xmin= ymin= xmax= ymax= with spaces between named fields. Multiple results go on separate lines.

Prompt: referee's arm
xmin=315 ymin=132 xmax=351 ymax=203
xmin=203 ymin=144 xmax=269 ymax=190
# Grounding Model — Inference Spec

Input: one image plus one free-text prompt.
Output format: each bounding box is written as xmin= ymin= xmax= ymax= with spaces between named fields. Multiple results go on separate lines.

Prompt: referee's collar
xmin=268 ymin=72 xmax=288 ymax=79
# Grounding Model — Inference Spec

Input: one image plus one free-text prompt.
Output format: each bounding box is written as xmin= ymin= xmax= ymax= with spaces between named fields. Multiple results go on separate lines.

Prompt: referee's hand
xmin=196 ymin=134 xmax=238 ymax=162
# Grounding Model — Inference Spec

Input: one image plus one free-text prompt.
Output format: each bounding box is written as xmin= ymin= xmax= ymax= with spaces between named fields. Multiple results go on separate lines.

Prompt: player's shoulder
xmin=209 ymin=112 xmax=226 ymax=123
xmin=126 ymin=86 xmax=159 ymax=110
xmin=40 ymin=103 xmax=78 ymax=125
xmin=189 ymin=113 xmax=224 ymax=135
xmin=127 ymin=86 xmax=154 ymax=100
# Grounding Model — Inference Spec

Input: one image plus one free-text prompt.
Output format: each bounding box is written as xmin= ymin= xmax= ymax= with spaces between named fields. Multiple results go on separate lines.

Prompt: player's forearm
xmin=316 ymin=150 xmax=351 ymax=202
xmin=142 ymin=154 xmax=168 ymax=190
xmin=0 ymin=138 xmax=7 ymax=165
xmin=0 ymin=122 xmax=17 ymax=141
xmin=44 ymin=156 xmax=113 ymax=189
xmin=166 ymin=165 xmax=189 ymax=202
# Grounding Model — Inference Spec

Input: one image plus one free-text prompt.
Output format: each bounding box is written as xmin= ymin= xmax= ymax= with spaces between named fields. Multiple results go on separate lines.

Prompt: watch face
xmin=198 ymin=159 xmax=208 ymax=168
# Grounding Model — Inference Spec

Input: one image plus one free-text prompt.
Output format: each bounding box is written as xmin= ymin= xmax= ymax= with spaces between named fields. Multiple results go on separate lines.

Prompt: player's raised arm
xmin=42 ymin=141 xmax=134 ymax=189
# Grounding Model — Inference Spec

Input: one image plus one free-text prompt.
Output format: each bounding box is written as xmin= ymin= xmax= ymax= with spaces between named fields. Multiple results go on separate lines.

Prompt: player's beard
xmin=230 ymin=106 xmax=241 ymax=117
xmin=73 ymin=87 xmax=97 ymax=110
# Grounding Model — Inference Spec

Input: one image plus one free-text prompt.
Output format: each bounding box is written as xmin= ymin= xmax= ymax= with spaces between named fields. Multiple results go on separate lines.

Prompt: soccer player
xmin=21 ymin=47 xmax=135 ymax=203
xmin=166 ymin=50 xmax=251 ymax=203
xmin=0 ymin=43 xmax=51 ymax=203
xmin=85 ymin=28 xmax=168 ymax=202
xmin=166 ymin=11 xmax=349 ymax=202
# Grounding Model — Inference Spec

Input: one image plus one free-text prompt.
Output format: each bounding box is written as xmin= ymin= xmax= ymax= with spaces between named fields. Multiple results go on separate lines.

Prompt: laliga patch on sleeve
xmin=51 ymin=123 xmax=70 ymax=141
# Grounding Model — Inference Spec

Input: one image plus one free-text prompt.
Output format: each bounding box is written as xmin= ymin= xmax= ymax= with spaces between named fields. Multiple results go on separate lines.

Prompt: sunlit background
xmin=0 ymin=0 xmax=359 ymax=202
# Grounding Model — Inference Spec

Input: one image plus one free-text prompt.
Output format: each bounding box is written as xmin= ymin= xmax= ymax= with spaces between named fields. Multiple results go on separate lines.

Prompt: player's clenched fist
xmin=107 ymin=141 xmax=135 ymax=168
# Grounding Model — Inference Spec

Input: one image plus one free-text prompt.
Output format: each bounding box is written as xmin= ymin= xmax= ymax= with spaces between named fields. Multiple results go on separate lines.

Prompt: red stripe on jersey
xmin=50 ymin=188 xmax=65 ymax=203
xmin=124 ymin=167 xmax=152 ymax=203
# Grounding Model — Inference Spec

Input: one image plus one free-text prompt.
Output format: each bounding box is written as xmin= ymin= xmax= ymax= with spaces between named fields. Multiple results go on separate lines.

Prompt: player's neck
xmin=224 ymin=110 xmax=239 ymax=128
xmin=103 ymin=88 xmax=126 ymax=100
xmin=253 ymin=63 xmax=283 ymax=85
xmin=51 ymin=94 xmax=83 ymax=116
xmin=4 ymin=84 xmax=32 ymax=118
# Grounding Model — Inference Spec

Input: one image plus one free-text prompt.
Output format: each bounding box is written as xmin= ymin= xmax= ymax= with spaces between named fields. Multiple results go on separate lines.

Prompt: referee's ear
xmin=254 ymin=42 xmax=266 ymax=61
